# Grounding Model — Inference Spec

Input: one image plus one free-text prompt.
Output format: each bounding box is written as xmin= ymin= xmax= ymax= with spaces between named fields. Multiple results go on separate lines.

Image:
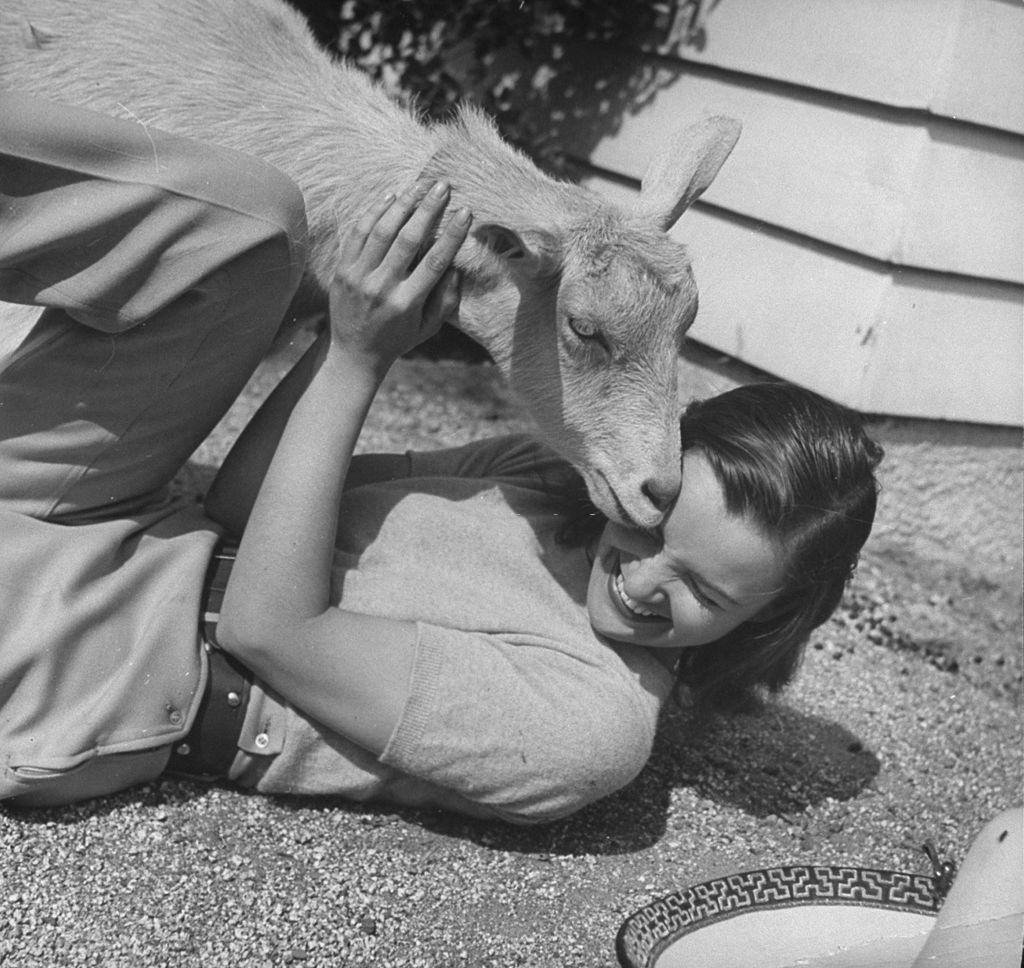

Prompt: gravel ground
xmin=2 ymin=338 xmax=1020 ymax=967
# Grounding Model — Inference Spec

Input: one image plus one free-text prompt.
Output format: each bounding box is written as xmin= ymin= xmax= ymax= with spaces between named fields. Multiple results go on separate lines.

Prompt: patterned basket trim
xmin=615 ymin=865 xmax=941 ymax=968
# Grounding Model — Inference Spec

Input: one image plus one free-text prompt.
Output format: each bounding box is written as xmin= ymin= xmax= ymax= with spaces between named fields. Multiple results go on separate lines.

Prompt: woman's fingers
xmin=357 ymin=180 xmax=436 ymax=269
xmin=408 ymin=205 xmax=472 ymax=296
xmin=341 ymin=191 xmax=397 ymax=265
xmin=335 ymin=180 xmax=470 ymax=340
xmin=421 ymin=265 xmax=462 ymax=338
xmin=376 ymin=180 xmax=456 ymax=278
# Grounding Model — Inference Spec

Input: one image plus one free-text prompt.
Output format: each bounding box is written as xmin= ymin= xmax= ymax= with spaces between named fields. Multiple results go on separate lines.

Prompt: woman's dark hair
xmin=561 ymin=382 xmax=884 ymax=713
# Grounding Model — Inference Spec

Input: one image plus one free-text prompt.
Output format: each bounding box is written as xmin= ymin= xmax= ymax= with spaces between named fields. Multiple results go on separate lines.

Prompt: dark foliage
xmin=285 ymin=0 xmax=693 ymax=166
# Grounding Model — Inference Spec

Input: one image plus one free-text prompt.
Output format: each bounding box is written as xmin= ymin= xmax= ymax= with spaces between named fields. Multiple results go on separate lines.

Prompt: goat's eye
xmin=567 ymin=315 xmax=609 ymax=352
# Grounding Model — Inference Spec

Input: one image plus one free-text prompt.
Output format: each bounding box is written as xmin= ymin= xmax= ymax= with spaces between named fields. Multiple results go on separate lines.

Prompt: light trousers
xmin=0 ymin=92 xmax=307 ymax=805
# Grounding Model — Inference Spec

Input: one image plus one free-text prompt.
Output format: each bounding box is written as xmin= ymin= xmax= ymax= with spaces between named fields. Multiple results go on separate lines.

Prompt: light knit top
xmin=234 ymin=435 xmax=674 ymax=824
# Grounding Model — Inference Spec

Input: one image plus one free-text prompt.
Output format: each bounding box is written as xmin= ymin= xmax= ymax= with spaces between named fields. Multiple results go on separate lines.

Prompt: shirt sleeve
xmin=379 ymin=622 xmax=672 ymax=824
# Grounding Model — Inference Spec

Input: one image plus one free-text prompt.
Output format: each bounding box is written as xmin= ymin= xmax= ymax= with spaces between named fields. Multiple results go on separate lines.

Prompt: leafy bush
xmin=288 ymin=0 xmax=694 ymax=168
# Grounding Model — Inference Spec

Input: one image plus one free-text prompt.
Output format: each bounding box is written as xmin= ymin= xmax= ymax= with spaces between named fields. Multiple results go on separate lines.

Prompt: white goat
xmin=0 ymin=0 xmax=740 ymax=528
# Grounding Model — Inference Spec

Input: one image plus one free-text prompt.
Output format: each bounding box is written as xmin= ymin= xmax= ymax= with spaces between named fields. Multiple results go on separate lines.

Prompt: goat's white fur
xmin=0 ymin=0 xmax=740 ymax=528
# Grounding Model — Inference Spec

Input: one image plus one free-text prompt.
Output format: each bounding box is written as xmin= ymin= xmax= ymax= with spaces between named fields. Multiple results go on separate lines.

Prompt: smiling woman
xmin=570 ymin=382 xmax=884 ymax=712
xmin=1 ymin=93 xmax=880 ymax=821
xmin=587 ymin=450 xmax=788 ymax=652
xmin=198 ymin=374 xmax=880 ymax=820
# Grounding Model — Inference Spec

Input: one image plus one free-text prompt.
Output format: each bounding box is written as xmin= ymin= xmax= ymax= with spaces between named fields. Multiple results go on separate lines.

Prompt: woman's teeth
xmin=613 ymin=571 xmax=658 ymax=618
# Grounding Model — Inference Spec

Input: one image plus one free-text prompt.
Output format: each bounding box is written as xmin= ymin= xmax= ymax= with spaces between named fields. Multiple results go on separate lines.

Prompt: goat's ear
xmin=634 ymin=115 xmax=741 ymax=231
xmin=473 ymin=223 xmax=560 ymax=276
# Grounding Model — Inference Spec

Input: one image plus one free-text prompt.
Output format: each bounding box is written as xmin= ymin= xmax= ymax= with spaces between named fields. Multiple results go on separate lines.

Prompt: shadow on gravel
xmin=409 ymin=701 xmax=879 ymax=857
xmin=649 ymin=701 xmax=880 ymax=818
xmin=4 ymin=700 xmax=878 ymax=865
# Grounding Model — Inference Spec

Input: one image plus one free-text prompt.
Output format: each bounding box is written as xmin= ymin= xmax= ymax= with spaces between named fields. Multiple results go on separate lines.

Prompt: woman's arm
xmin=205 ymin=333 xmax=325 ymax=538
xmin=215 ymin=180 xmax=471 ymax=756
xmin=205 ymin=336 xmax=413 ymax=538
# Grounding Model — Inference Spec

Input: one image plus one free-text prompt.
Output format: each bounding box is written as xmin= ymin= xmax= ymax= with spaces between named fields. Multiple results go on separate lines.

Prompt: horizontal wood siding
xmin=508 ymin=6 xmax=1023 ymax=425
xmin=546 ymin=49 xmax=1023 ymax=284
xmin=671 ymin=0 xmax=1024 ymax=135
xmin=589 ymin=176 xmax=1021 ymax=424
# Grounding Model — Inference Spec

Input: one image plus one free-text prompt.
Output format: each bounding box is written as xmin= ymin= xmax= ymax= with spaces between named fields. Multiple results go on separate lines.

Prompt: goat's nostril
xmin=641 ymin=477 xmax=680 ymax=513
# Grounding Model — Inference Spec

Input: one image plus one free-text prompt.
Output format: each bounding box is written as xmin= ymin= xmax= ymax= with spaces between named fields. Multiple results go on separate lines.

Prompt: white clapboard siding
xmin=670 ymin=0 xmax=1024 ymax=136
xmin=590 ymin=175 xmax=1021 ymax=424
xmin=509 ymin=9 xmax=1024 ymax=425
xmin=545 ymin=49 xmax=1023 ymax=284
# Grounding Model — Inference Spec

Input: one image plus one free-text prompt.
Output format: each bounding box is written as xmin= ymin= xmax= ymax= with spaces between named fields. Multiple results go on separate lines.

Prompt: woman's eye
xmin=689 ymin=580 xmax=719 ymax=610
xmin=567 ymin=315 xmax=609 ymax=352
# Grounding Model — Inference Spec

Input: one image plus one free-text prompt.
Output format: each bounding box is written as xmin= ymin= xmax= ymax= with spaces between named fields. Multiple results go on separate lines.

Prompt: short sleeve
xmin=379 ymin=621 xmax=671 ymax=824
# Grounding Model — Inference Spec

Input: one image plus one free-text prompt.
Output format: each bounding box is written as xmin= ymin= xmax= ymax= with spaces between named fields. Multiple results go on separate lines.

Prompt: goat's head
xmin=449 ymin=115 xmax=741 ymax=530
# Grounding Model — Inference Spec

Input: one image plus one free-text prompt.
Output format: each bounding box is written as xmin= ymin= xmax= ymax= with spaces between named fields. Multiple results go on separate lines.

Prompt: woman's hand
xmin=328 ymin=180 xmax=471 ymax=375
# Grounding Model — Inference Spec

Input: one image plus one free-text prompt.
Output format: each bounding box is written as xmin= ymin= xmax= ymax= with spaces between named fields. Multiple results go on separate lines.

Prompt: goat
xmin=0 ymin=0 xmax=740 ymax=529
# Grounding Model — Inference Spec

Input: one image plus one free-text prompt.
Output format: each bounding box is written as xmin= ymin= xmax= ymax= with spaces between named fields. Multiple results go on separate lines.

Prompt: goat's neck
xmin=256 ymin=79 xmax=438 ymax=287
xmin=421 ymin=113 xmax=576 ymax=235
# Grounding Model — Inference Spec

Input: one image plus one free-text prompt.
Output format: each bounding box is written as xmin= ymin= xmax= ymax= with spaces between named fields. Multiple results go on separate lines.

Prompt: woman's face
xmin=586 ymin=450 xmax=787 ymax=651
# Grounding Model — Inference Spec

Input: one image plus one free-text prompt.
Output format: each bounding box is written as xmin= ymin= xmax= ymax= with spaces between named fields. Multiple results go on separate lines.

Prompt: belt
xmin=165 ymin=543 xmax=252 ymax=779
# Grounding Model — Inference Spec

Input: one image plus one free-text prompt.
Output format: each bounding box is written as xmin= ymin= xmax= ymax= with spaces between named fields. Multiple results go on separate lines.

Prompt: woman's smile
xmin=609 ymin=559 xmax=665 ymax=622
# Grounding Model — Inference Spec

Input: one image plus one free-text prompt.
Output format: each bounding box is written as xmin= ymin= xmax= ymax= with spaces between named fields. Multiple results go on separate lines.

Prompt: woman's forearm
xmin=206 ymin=335 xmax=419 ymax=538
xmin=213 ymin=182 xmax=468 ymax=756
xmin=218 ymin=344 xmax=381 ymax=634
xmin=205 ymin=333 xmax=327 ymax=538
xmin=214 ymin=341 xmax=420 ymax=754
